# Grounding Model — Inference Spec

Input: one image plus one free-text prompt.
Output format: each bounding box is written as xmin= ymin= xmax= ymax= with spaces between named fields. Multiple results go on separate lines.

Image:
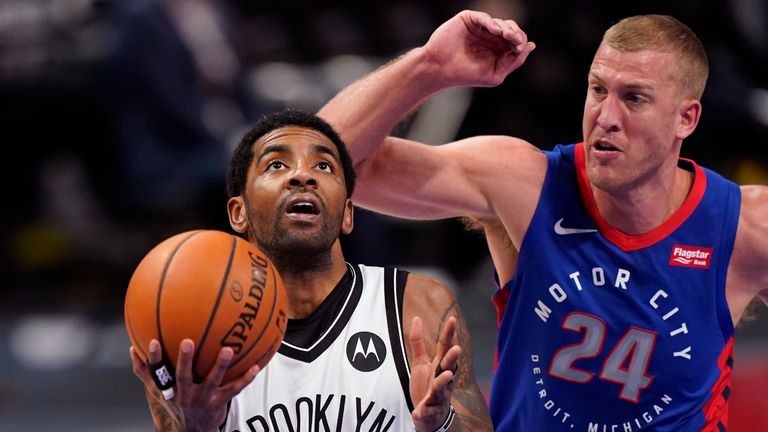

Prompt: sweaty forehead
xmin=254 ymin=126 xmax=338 ymax=156
xmin=590 ymin=43 xmax=677 ymax=82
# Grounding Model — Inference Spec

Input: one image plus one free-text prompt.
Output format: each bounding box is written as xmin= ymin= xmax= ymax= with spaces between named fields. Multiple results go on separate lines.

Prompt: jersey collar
xmin=574 ymin=142 xmax=706 ymax=252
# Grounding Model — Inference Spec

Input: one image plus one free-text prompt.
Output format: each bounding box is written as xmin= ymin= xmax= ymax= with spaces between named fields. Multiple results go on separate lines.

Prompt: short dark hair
xmin=226 ymin=109 xmax=357 ymax=198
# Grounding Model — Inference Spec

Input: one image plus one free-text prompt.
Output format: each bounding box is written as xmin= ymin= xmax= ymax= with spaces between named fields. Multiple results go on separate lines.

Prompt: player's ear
xmin=341 ymin=198 xmax=354 ymax=235
xmin=676 ymin=98 xmax=702 ymax=140
xmin=228 ymin=196 xmax=248 ymax=234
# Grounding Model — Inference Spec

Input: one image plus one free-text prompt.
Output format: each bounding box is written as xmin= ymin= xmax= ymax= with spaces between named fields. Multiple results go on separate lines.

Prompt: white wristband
xmin=432 ymin=405 xmax=456 ymax=432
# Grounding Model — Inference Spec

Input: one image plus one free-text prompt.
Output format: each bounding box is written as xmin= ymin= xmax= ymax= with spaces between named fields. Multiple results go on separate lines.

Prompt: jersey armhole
xmin=384 ymin=267 xmax=414 ymax=411
xmin=715 ymin=181 xmax=741 ymax=339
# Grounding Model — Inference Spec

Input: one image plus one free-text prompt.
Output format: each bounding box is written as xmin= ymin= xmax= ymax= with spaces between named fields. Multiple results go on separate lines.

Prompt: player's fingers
xmin=465 ymin=11 xmax=506 ymax=39
xmin=492 ymin=18 xmax=515 ymax=39
xmin=497 ymin=40 xmax=536 ymax=75
xmin=436 ymin=345 xmax=461 ymax=377
xmin=512 ymin=41 xmax=537 ymax=64
xmin=200 ymin=347 xmax=234 ymax=399
xmin=129 ymin=346 xmax=152 ymax=384
xmin=144 ymin=340 xmax=178 ymax=400
xmin=464 ymin=10 xmax=498 ymax=33
xmin=147 ymin=339 xmax=163 ymax=364
xmin=218 ymin=365 xmax=260 ymax=401
xmin=423 ymin=369 xmax=456 ymax=407
xmin=174 ymin=339 xmax=195 ymax=399
xmin=490 ymin=18 xmax=527 ymax=51
xmin=408 ymin=316 xmax=429 ymax=364
xmin=502 ymin=19 xmax=528 ymax=50
xmin=435 ymin=317 xmax=457 ymax=360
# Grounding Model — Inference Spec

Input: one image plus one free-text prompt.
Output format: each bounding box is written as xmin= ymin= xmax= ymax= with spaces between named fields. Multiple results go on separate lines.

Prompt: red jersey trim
xmin=492 ymin=285 xmax=510 ymax=372
xmin=574 ymin=143 xmax=707 ymax=252
xmin=701 ymin=336 xmax=733 ymax=432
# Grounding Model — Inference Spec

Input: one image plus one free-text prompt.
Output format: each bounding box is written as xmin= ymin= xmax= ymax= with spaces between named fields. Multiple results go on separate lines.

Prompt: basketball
xmin=124 ymin=230 xmax=288 ymax=385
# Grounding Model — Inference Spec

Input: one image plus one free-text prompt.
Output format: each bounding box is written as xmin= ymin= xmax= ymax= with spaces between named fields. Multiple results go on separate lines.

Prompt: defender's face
xmin=233 ymin=126 xmax=353 ymax=254
xmin=582 ymin=43 xmax=695 ymax=194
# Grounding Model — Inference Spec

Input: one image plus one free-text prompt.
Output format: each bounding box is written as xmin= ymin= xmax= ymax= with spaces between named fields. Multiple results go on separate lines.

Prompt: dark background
xmin=1 ymin=0 xmax=766 ymax=430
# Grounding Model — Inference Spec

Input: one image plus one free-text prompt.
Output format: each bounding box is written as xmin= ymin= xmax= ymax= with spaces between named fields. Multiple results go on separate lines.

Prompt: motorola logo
xmin=346 ymin=332 xmax=386 ymax=372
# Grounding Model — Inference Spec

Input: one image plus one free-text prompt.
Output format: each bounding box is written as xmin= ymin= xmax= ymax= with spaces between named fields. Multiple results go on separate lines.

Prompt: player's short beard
xmin=244 ymin=198 xmax=341 ymax=277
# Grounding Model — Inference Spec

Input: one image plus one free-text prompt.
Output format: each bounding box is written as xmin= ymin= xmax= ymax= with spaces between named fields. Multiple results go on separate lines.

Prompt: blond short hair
xmin=604 ymin=15 xmax=708 ymax=99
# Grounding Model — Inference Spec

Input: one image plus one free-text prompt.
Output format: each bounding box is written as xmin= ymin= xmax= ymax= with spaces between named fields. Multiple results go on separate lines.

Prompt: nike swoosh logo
xmin=554 ymin=218 xmax=598 ymax=235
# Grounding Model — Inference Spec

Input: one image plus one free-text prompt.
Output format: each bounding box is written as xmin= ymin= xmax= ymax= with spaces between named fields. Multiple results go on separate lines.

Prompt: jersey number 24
xmin=548 ymin=311 xmax=657 ymax=403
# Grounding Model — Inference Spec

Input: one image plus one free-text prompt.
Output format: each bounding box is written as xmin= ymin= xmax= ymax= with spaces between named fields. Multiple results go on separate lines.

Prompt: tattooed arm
xmin=145 ymin=387 xmax=178 ymax=431
xmin=403 ymin=273 xmax=493 ymax=431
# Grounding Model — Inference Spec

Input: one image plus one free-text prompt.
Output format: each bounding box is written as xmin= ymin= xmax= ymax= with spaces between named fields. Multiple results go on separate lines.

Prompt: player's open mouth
xmin=594 ymin=140 xmax=620 ymax=152
xmin=284 ymin=195 xmax=321 ymax=221
xmin=288 ymin=202 xmax=318 ymax=214
xmin=590 ymin=139 xmax=623 ymax=161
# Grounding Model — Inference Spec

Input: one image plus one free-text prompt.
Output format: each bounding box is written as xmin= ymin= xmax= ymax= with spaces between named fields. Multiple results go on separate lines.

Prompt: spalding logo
xmin=230 ymin=280 xmax=244 ymax=302
xmin=346 ymin=332 xmax=386 ymax=372
xmin=219 ymin=251 xmax=270 ymax=353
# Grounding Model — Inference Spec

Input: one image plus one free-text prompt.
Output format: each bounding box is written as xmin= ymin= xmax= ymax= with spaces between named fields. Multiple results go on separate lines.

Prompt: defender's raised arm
xmin=318 ymin=10 xmax=543 ymax=236
xmin=318 ymin=10 xmax=534 ymax=164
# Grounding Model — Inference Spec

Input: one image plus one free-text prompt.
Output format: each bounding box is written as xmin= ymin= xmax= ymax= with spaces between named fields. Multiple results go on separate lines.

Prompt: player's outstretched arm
xmin=129 ymin=339 xmax=259 ymax=432
xmin=318 ymin=9 xmax=534 ymax=166
xmin=405 ymin=274 xmax=493 ymax=431
xmin=318 ymin=10 xmax=541 ymax=224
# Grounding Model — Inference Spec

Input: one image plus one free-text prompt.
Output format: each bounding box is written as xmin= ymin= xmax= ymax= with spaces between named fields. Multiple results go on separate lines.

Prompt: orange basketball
xmin=124 ymin=230 xmax=288 ymax=384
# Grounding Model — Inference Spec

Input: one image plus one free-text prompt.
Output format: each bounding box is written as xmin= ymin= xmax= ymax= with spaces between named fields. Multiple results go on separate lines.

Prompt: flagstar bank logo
xmin=669 ymin=244 xmax=713 ymax=269
xmin=346 ymin=332 xmax=386 ymax=372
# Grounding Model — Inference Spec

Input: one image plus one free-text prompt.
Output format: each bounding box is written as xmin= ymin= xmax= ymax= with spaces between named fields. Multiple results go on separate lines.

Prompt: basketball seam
xmin=156 ymin=230 xmax=205 ymax=363
xmin=192 ymin=234 xmax=239 ymax=376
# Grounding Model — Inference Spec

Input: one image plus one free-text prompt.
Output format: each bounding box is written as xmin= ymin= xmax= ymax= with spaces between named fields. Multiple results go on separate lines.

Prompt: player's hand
xmin=408 ymin=316 xmax=462 ymax=432
xmin=422 ymin=10 xmax=535 ymax=88
xmin=129 ymin=339 xmax=259 ymax=432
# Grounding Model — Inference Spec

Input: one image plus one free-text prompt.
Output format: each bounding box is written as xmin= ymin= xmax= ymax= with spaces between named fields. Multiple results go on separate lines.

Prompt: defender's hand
xmin=422 ymin=10 xmax=535 ymax=87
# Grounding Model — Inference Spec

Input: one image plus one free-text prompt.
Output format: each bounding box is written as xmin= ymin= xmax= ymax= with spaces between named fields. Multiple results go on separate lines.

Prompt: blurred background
xmin=1 ymin=0 xmax=766 ymax=430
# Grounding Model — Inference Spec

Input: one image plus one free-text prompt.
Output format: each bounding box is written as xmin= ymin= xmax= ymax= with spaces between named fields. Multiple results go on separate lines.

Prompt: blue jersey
xmin=490 ymin=143 xmax=740 ymax=432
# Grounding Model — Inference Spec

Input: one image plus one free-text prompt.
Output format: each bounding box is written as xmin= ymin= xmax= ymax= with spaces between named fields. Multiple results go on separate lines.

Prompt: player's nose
xmin=288 ymin=163 xmax=318 ymax=188
xmin=595 ymin=95 xmax=622 ymax=133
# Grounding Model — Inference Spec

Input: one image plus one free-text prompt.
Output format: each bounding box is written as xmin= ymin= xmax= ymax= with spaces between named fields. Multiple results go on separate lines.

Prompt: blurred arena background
xmin=1 ymin=0 xmax=766 ymax=430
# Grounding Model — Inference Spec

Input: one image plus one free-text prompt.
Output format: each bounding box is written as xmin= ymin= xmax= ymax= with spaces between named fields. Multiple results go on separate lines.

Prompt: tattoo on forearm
xmin=454 ymin=386 xmax=494 ymax=431
xmin=439 ymin=302 xmax=494 ymax=430
xmin=148 ymin=392 xmax=176 ymax=432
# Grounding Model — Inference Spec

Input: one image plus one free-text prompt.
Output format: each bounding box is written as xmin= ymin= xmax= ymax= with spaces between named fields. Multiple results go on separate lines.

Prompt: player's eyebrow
xmin=256 ymin=143 xmax=289 ymax=164
xmin=312 ymin=143 xmax=340 ymax=162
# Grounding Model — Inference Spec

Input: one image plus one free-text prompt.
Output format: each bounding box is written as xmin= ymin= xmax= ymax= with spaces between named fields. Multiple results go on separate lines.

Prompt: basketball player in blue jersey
xmin=317 ymin=10 xmax=768 ymax=432
xmin=129 ymin=110 xmax=493 ymax=432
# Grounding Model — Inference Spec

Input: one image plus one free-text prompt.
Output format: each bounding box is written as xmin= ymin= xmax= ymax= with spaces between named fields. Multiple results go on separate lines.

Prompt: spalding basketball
xmin=125 ymin=230 xmax=288 ymax=384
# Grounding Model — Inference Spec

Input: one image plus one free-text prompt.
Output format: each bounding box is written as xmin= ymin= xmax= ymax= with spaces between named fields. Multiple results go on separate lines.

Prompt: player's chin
xmin=281 ymin=229 xmax=334 ymax=249
xmin=589 ymin=170 xmax=634 ymax=194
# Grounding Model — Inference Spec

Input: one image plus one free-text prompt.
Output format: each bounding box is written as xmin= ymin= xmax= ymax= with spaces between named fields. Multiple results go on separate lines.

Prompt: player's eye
xmin=591 ymin=85 xmax=606 ymax=96
xmin=317 ymin=161 xmax=332 ymax=172
xmin=627 ymin=94 xmax=646 ymax=104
